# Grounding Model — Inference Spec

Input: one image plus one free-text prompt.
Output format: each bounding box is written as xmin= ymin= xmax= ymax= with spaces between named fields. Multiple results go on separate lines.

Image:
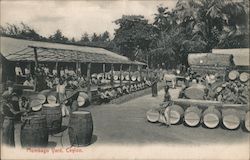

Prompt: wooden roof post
xmin=119 ymin=64 xmax=123 ymax=87
xmin=33 ymin=47 xmax=38 ymax=69
xmin=55 ymin=61 xmax=59 ymax=75
xmin=87 ymin=62 xmax=92 ymax=101
xmin=76 ymin=61 xmax=81 ymax=76
xmin=103 ymin=63 xmax=106 ymax=78
xmin=33 ymin=47 xmax=38 ymax=91
xmin=139 ymin=65 xmax=142 ymax=81
xmin=111 ymin=63 xmax=114 ymax=89
xmin=147 ymin=65 xmax=149 ymax=80
xmin=128 ymin=64 xmax=131 ymax=90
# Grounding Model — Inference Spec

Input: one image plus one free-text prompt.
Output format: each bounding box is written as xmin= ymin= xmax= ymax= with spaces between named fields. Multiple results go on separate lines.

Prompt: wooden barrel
xmin=113 ymin=73 xmax=119 ymax=81
xmin=125 ymin=75 xmax=130 ymax=81
xmin=77 ymin=92 xmax=89 ymax=107
xmin=184 ymin=84 xmax=206 ymax=100
xmin=47 ymin=91 xmax=57 ymax=104
xmin=222 ymin=109 xmax=241 ymax=130
xmin=20 ymin=115 xmax=48 ymax=147
xmin=42 ymin=103 xmax=62 ymax=133
xmin=239 ymin=72 xmax=249 ymax=82
xmin=68 ymin=110 xmax=93 ymax=146
xmin=184 ymin=106 xmax=202 ymax=127
xmin=168 ymin=88 xmax=182 ymax=100
xmin=158 ymin=113 xmax=167 ymax=124
xmin=146 ymin=109 xmax=160 ymax=123
xmin=120 ymin=75 xmax=125 ymax=81
xmin=30 ymin=93 xmax=46 ymax=104
xmin=131 ymin=75 xmax=137 ymax=82
xmin=203 ymin=106 xmax=221 ymax=128
xmin=30 ymin=99 xmax=43 ymax=112
xmin=165 ymin=105 xmax=184 ymax=125
xmin=228 ymin=70 xmax=240 ymax=81
xmin=244 ymin=111 xmax=250 ymax=132
xmin=137 ymin=76 xmax=141 ymax=82
xmin=106 ymin=73 xmax=111 ymax=80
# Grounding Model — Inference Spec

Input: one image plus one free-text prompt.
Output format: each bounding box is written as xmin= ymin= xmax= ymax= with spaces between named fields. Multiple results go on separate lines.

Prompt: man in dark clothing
xmin=151 ymin=73 xmax=158 ymax=97
xmin=164 ymin=85 xmax=171 ymax=102
xmin=1 ymin=81 xmax=26 ymax=147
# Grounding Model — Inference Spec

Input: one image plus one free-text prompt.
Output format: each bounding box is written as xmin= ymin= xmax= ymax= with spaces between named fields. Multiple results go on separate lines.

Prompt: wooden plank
xmin=170 ymin=98 xmax=249 ymax=111
xmin=87 ymin=62 xmax=92 ymax=101
xmin=33 ymin=47 xmax=38 ymax=68
xmin=120 ymin=64 xmax=123 ymax=86
xmin=111 ymin=63 xmax=114 ymax=89
xmin=103 ymin=63 xmax=106 ymax=78
xmin=33 ymin=47 xmax=38 ymax=91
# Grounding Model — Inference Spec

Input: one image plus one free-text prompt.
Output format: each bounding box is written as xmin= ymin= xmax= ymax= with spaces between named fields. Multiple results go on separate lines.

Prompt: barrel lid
xmin=43 ymin=103 xmax=60 ymax=107
xmin=30 ymin=100 xmax=43 ymax=111
xmin=72 ymin=110 xmax=90 ymax=115
xmin=24 ymin=114 xmax=45 ymax=120
xmin=77 ymin=96 xmax=86 ymax=106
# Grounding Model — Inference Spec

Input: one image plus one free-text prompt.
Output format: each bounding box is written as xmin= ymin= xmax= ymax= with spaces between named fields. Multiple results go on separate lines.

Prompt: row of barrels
xmin=228 ymin=71 xmax=249 ymax=82
xmin=91 ymin=71 xmax=147 ymax=82
xmin=147 ymin=105 xmax=250 ymax=131
xmin=21 ymin=106 xmax=93 ymax=147
xmin=100 ymin=81 xmax=151 ymax=100
xmin=29 ymin=90 xmax=89 ymax=111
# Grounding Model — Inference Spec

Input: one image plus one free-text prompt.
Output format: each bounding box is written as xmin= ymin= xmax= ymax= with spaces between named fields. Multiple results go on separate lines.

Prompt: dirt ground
xmin=10 ymin=89 xmax=250 ymax=159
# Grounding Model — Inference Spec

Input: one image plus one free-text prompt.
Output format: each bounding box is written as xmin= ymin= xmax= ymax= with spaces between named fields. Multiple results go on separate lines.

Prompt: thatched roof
xmin=0 ymin=37 xmax=145 ymax=65
xmin=212 ymin=48 xmax=249 ymax=66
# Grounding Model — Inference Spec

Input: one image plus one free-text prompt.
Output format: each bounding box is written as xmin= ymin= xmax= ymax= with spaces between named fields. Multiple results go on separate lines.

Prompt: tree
xmin=100 ymin=31 xmax=110 ymax=42
xmin=71 ymin=37 xmax=76 ymax=43
xmin=91 ymin=33 xmax=100 ymax=42
xmin=49 ymin=29 xmax=69 ymax=43
xmin=80 ymin=32 xmax=90 ymax=42
xmin=113 ymin=15 xmax=156 ymax=61
xmin=175 ymin=0 xmax=249 ymax=50
xmin=0 ymin=22 xmax=43 ymax=40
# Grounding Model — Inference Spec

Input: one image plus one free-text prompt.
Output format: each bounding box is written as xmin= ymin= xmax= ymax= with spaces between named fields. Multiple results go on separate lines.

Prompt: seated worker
xmin=110 ymin=89 xmax=117 ymax=99
xmin=97 ymin=87 xmax=110 ymax=104
xmin=105 ymin=88 xmax=114 ymax=100
xmin=23 ymin=76 xmax=34 ymax=87
xmin=116 ymin=87 xmax=123 ymax=97
xmin=24 ymin=67 xmax=30 ymax=76
xmin=122 ymin=85 xmax=129 ymax=94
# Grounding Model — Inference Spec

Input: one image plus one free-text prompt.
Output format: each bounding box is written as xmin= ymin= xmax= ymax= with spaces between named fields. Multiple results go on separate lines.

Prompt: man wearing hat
xmin=1 ymin=81 xmax=27 ymax=147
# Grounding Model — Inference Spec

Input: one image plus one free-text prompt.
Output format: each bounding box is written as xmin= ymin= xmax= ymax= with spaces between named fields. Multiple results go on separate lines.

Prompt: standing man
xmin=1 ymin=81 xmax=26 ymax=147
xmin=151 ymin=72 xmax=158 ymax=97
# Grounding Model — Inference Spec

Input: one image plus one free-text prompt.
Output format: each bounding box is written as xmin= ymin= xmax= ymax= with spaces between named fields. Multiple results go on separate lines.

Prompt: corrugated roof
xmin=0 ymin=36 xmax=146 ymax=65
xmin=212 ymin=48 xmax=249 ymax=66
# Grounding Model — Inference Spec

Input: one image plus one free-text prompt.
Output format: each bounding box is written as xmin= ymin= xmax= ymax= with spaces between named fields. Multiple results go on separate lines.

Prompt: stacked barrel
xmin=21 ymin=89 xmax=92 ymax=147
xmin=147 ymin=104 xmax=249 ymax=132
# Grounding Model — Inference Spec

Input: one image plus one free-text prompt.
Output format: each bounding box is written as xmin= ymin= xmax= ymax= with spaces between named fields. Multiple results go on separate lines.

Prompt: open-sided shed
xmin=0 ymin=36 xmax=146 ymax=96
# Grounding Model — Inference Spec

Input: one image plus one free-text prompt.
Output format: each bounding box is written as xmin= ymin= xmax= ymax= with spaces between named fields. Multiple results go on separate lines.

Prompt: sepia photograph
xmin=0 ymin=0 xmax=249 ymax=159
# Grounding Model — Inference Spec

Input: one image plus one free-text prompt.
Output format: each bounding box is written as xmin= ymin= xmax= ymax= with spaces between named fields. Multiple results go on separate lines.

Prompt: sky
xmin=1 ymin=0 xmax=177 ymax=40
